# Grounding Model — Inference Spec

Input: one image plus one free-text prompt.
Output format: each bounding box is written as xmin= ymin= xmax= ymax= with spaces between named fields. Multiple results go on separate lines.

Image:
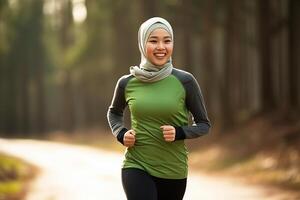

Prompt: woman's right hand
xmin=123 ymin=130 xmax=136 ymax=147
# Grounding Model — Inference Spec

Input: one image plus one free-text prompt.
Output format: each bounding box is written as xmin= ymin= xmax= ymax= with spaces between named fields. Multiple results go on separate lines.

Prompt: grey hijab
xmin=130 ymin=17 xmax=173 ymax=82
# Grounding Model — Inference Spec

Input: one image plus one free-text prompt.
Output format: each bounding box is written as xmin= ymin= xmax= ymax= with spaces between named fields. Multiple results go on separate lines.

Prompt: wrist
xmin=117 ymin=128 xmax=128 ymax=144
xmin=175 ymin=127 xmax=186 ymax=140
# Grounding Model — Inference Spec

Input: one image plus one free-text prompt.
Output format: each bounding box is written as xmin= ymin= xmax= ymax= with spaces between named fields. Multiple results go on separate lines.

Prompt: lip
xmin=154 ymin=53 xmax=166 ymax=58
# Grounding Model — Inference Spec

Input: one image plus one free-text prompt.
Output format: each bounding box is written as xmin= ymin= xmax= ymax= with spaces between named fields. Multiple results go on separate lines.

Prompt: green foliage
xmin=0 ymin=155 xmax=28 ymax=181
xmin=0 ymin=153 xmax=33 ymax=198
xmin=0 ymin=181 xmax=22 ymax=197
xmin=0 ymin=0 xmax=8 ymax=10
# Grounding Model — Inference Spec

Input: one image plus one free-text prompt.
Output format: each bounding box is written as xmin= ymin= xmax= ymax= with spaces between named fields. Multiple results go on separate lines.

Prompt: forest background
xmin=0 ymin=0 xmax=300 ymax=192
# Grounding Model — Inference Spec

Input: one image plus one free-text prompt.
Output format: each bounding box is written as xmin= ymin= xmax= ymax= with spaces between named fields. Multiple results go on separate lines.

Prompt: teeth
xmin=155 ymin=53 xmax=165 ymax=57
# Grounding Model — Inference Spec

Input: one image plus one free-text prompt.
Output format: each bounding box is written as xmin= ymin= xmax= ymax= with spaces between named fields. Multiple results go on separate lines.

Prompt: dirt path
xmin=0 ymin=139 xmax=296 ymax=200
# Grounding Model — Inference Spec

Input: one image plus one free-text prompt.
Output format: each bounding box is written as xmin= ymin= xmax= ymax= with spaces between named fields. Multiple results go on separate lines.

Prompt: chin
xmin=155 ymin=63 xmax=166 ymax=67
xmin=154 ymin=61 xmax=168 ymax=66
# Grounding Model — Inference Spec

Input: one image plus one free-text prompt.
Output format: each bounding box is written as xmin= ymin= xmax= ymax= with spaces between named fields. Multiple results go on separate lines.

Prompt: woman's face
xmin=145 ymin=28 xmax=173 ymax=67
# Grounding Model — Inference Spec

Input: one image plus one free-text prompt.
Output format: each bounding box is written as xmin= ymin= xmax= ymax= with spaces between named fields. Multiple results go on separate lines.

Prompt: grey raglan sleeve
xmin=107 ymin=76 xmax=129 ymax=144
xmin=175 ymin=74 xmax=211 ymax=140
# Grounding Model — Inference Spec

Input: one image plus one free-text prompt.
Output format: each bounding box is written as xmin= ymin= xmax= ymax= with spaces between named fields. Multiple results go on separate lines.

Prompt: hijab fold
xmin=130 ymin=17 xmax=174 ymax=82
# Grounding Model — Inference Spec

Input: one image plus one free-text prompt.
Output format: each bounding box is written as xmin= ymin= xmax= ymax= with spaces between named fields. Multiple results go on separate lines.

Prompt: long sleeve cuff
xmin=116 ymin=128 xmax=128 ymax=144
xmin=175 ymin=127 xmax=186 ymax=140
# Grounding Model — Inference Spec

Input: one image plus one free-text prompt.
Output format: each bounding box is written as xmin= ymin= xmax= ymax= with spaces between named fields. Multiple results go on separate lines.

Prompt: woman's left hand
xmin=160 ymin=125 xmax=176 ymax=142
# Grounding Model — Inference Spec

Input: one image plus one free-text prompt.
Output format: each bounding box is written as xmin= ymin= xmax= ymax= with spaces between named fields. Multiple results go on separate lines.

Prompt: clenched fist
xmin=123 ymin=130 xmax=136 ymax=147
xmin=160 ymin=125 xmax=176 ymax=142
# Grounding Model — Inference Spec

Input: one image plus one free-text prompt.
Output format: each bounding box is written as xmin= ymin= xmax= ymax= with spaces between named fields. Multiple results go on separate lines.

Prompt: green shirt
xmin=124 ymin=75 xmax=189 ymax=179
xmin=107 ymin=68 xmax=210 ymax=179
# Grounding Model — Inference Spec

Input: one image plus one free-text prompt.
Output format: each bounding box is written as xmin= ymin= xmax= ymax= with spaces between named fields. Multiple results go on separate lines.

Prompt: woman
xmin=107 ymin=17 xmax=211 ymax=200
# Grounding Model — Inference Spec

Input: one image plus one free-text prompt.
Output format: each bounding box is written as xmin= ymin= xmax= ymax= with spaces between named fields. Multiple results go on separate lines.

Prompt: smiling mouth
xmin=154 ymin=53 xmax=166 ymax=58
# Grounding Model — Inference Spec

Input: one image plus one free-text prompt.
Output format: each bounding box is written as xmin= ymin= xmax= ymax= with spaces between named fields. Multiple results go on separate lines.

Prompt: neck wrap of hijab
xmin=130 ymin=17 xmax=173 ymax=82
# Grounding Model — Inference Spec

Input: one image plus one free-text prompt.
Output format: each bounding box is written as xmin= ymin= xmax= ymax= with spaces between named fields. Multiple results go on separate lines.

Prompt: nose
xmin=157 ymin=41 xmax=164 ymax=50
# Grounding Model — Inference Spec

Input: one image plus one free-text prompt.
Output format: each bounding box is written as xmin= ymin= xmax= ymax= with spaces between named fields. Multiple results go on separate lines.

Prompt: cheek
xmin=145 ymin=45 xmax=154 ymax=56
xmin=167 ymin=44 xmax=174 ymax=55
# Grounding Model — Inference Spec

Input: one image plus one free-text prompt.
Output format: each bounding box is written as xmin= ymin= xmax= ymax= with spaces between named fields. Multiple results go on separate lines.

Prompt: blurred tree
xmin=140 ymin=0 xmax=158 ymax=19
xmin=29 ymin=0 xmax=46 ymax=134
xmin=178 ymin=0 xmax=193 ymax=72
xmin=0 ymin=0 xmax=9 ymax=134
xmin=221 ymin=0 xmax=241 ymax=127
xmin=59 ymin=0 xmax=75 ymax=131
xmin=1 ymin=0 xmax=46 ymax=135
xmin=289 ymin=0 xmax=300 ymax=109
xmin=111 ymin=0 xmax=137 ymax=77
xmin=259 ymin=0 xmax=276 ymax=111
xmin=200 ymin=0 xmax=216 ymax=117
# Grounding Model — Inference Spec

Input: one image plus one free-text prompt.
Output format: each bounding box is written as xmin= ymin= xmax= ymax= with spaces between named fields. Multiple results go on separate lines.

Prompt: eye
xmin=148 ymin=40 xmax=157 ymax=43
xmin=164 ymin=39 xmax=172 ymax=43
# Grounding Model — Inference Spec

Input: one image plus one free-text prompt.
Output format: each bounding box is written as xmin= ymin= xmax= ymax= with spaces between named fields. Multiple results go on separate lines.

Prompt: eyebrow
xmin=148 ymin=36 xmax=172 ymax=39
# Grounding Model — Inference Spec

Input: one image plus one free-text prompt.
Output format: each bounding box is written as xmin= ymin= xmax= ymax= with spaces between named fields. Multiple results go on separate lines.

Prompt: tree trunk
xmin=111 ymin=1 xmax=136 ymax=77
xmin=289 ymin=0 xmax=300 ymax=109
xmin=258 ymin=0 xmax=276 ymax=111
xmin=62 ymin=72 xmax=75 ymax=131
xmin=31 ymin=0 xmax=46 ymax=134
xmin=201 ymin=0 xmax=215 ymax=116
xmin=180 ymin=0 xmax=193 ymax=72
xmin=221 ymin=0 xmax=241 ymax=128
xmin=60 ymin=0 xmax=75 ymax=131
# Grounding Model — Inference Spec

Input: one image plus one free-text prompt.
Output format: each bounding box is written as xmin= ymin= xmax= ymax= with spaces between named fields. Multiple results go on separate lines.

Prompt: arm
xmin=107 ymin=76 xmax=130 ymax=144
xmin=175 ymin=73 xmax=211 ymax=140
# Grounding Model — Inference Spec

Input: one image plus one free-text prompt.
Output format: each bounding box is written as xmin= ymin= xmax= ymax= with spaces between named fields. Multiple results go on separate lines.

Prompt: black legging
xmin=122 ymin=168 xmax=187 ymax=200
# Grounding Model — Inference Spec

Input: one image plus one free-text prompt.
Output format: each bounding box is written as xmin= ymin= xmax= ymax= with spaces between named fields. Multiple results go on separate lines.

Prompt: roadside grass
xmin=0 ymin=153 xmax=37 ymax=200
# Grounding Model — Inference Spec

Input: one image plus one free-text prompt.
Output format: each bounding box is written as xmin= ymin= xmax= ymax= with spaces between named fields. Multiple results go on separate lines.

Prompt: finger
xmin=125 ymin=140 xmax=134 ymax=145
xmin=125 ymin=140 xmax=135 ymax=144
xmin=129 ymin=138 xmax=136 ymax=143
xmin=125 ymin=133 xmax=135 ymax=139
xmin=125 ymin=130 xmax=135 ymax=137
xmin=124 ymin=138 xmax=135 ymax=143
xmin=160 ymin=125 xmax=174 ymax=131
xmin=124 ymin=140 xmax=135 ymax=146
xmin=164 ymin=134 xmax=174 ymax=139
xmin=163 ymin=130 xmax=175 ymax=135
xmin=164 ymin=137 xmax=175 ymax=142
xmin=130 ymin=130 xmax=136 ymax=135
xmin=163 ymin=133 xmax=174 ymax=139
xmin=126 ymin=133 xmax=136 ymax=140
